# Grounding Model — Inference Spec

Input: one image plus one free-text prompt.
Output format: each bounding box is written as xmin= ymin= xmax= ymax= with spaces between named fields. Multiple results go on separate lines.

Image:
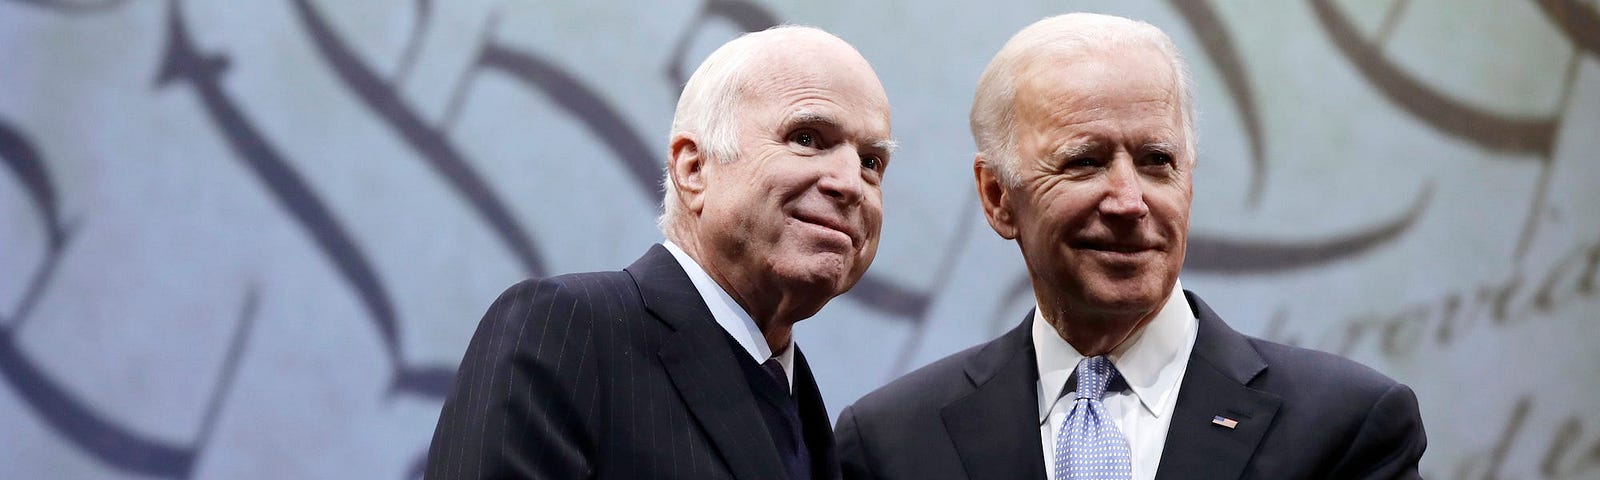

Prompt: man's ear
xmin=975 ymin=155 xmax=1018 ymax=239
xmin=668 ymin=132 xmax=709 ymax=214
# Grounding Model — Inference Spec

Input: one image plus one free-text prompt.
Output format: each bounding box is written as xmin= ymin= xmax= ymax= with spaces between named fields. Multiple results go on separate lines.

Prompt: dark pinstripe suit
xmin=426 ymin=244 xmax=840 ymax=480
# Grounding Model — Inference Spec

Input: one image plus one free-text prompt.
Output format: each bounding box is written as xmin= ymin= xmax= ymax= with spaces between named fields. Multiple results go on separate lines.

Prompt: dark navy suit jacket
xmin=835 ymin=291 xmax=1425 ymax=480
xmin=426 ymin=245 xmax=840 ymax=480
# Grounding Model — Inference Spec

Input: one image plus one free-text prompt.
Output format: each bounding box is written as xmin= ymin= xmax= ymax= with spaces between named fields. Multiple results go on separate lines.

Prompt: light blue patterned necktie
xmin=1052 ymin=355 xmax=1132 ymax=480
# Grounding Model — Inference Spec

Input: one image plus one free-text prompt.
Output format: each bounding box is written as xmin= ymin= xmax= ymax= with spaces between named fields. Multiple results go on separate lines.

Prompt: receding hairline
xmin=731 ymin=27 xmax=885 ymax=102
xmin=673 ymin=25 xmax=878 ymax=134
xmin=1009 ymin=42 xmax=1186 ymax=122
xmin=700 ymin=25 xmax=867 ymax=90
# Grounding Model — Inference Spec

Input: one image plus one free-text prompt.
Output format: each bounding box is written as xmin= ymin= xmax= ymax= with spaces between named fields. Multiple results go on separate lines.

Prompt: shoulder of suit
xmin=498 ymin=270 xmax=638 ymax=302
xmin=1240 ymin=333 xmax=1406 ymax=396
xmin=1188 ymin=290 xmax=1407 ymax=397
xmin=481 ymin=270 xmax=641 ymax=328
xmin=845 ymin=336 xmax=1001 ymax=418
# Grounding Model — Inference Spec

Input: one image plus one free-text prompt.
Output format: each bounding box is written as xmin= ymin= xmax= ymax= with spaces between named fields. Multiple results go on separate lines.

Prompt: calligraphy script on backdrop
xmin=2 ymin=0 xmax=1597 ymax=479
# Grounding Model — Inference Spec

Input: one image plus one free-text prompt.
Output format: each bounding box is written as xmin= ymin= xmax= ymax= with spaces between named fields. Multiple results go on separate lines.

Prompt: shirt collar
xmin=1034 ymin=279 xmax=1197 ymax=422
xmin=661 ymin=241 xmax=793 ymax=387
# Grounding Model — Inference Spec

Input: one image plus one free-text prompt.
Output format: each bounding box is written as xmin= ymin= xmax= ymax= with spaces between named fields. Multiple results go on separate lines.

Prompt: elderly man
xmin=426 ymin=26 xmax=893 ymax=480
xmin=835 ymin=13 xmax=1424 ymax=480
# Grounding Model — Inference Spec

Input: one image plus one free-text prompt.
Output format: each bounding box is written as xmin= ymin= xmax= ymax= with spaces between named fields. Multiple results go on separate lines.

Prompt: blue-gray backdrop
xmin=3 ymin=0 xmax=1598 ymax=478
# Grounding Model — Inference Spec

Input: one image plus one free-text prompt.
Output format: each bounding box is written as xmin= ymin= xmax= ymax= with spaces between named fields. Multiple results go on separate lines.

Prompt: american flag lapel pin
xmin=1211 ymin=415 xmax=1239 ymax=429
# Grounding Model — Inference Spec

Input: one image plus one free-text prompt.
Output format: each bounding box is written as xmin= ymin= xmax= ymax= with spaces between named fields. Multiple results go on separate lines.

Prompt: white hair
xmin=656 ymin=25 xmax=843 ymax=239
xmin=971 ymin=13 xmax=1197 ymax=186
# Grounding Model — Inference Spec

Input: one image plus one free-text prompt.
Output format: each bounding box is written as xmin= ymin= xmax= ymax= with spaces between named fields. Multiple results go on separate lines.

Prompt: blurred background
xmin=3 ymin=0 xmax=1597 ymax=478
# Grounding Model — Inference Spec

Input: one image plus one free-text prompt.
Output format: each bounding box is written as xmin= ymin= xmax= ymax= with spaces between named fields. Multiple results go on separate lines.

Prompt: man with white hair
xmin=427 ymin=25 xmax=894 ymax=480
xmin=835 ymin=13 xmax=1424 ymax=480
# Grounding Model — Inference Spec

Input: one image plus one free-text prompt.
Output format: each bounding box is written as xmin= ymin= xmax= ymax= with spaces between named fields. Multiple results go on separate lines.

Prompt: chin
xmin=772 ymin=255 xmax=853 ymax=293
xmin=1081 ymin=279 xmax=1169 ymax=314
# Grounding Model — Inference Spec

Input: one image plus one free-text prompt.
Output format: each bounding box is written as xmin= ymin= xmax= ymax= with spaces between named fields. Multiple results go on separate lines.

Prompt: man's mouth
xmin=1071 ymin=239 xmax=1160 ymax=254
xmin=793 ymin=212 xmax=856 ymax=245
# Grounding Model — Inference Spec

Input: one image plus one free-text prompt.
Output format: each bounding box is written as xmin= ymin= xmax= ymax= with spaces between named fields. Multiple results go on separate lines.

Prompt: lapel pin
xmin=1211 ymin=415 xmax=1239 ymax=429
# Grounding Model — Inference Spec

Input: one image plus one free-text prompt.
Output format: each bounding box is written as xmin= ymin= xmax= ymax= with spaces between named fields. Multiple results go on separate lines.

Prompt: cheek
xmin=1031 ymin=191 xmax=1095 ymax=232
xmin=1148 ymin=188 xmax=1192 ymax=229
xmin=864 ymin=199 xmax=884 ymax=231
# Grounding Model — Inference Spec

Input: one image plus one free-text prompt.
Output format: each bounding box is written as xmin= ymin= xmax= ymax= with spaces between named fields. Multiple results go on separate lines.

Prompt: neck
xmin=1043 ymin=303 xmax=1163 ymax=357
xmin=762 ymin=323 xmax=794 ymax=355
xmin=672 ymin=229 xmax=813 ymax=353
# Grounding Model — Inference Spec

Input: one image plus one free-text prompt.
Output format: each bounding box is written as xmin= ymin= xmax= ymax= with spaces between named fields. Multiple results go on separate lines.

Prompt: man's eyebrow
xmin=787 ymin=110 xmax=838 ymax=127
xmin=1051 ymin=141 xmax=1099 ymax=159
xmin=870 ymin=138 xmax=900 ymax=154
xmin=1144 ymin=141 xmax=1179 ymax=153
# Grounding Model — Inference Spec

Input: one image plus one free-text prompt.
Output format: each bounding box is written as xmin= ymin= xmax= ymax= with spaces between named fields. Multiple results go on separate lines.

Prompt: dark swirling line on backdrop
xmin=882 ymin=198 xmax=981 ymax=375
xmin=391 ymin=363 xmax=457 ymax=398
xmin=1183 ymin=183 xmax=1433 ymax=273
xmin=986 ymin=272 xmax=1039 ymax=338
xmin=1167 ymin=0 xmax=1269 ymax=207
xmin=665 ymin=0 xmax=781 ymax=88
xmin=392 ymin=0 xmax=431 ymax=83
xmin=474 ymin=41 xmax=662 ymax=197
xmin=0 ymin=118 xmax=74 ymax=329
xmin=846 ymin=274 xmax=937 ymax=322
xmin=162 ymin=0 xmax=461 ymax=403
xmin=288 ymin=0 xmax=549 ymax=279
xmin=1308 ymin=0 xmax=1558 ymax=157
xmin=1372 ymin=0 xmax=1410 ymax=45
xmin=155 ymin=2 xmax=405 ymax=366
xmin=0 ymin=122 xmax=111 ymax=475
xmin=1312 ymin=0 xmax=1591 ymax=264
xmin=1535 ymin=0 xmax=1600 ymax=56
xmin=5 ymin=0 xmax=128 ymax=14
xmin=190 ymin=287 xmax=261 ymax=468
xmin=0 ymin=119 xmax=62 ymax=248
xmin=0 ymin=332 xmax=192 ymax=477
xmin=0 ymin=277 xmax=259 ymax=479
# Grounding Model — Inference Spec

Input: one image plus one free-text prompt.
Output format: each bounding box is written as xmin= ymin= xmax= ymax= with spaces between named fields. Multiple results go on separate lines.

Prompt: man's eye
xmin=1064 ymin=157 xmax=1098 ymax=168
xmin=790 ymin=130 xmax=818 ymax=147
xmin=861 ymin=155 xmax=882 ymax=171
xmin=1146 ymin=153 xmax=1175 ymax=167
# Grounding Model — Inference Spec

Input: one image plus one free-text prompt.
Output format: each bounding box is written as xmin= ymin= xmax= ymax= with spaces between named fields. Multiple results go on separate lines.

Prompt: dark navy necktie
xmin=762 ymin=358 xmax=811 ymax=480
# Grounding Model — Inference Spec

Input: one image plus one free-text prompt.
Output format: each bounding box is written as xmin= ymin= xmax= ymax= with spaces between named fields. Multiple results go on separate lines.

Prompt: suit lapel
xmin=1154 ymin=291 xmax=1282 ymax=480
xmin=794 ymin=346 xmax=841 ymax=480
xmin=627 ymin=245 xmax=787 ymax=480
xmin=941 ymin=312 xmax=1047 ymax=480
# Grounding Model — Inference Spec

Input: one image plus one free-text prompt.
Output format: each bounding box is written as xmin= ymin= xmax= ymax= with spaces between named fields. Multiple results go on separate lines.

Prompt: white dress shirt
xmin=1036 ymin=280 xmax=1197 ymax=480
xmin=663 ymin=241 xmax=795 ymax=388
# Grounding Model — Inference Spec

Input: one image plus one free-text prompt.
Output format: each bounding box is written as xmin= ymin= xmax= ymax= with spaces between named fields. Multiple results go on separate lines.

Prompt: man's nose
xmin=1100 ymin=157 xmax=1149 ymax=218
xmin=817 ymin=147 xmax=866 ymax=204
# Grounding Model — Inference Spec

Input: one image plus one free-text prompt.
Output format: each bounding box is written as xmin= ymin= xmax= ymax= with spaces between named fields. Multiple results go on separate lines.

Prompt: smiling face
xmin=981 ymin=44 xmax=1192 ymax=327
xmin=681 ymin=33 xmax=893 ymax=322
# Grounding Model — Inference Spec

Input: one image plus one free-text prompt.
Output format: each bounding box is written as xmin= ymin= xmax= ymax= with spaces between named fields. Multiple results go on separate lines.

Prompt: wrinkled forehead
xmin=1022 ymin=44 xmax=1178 ymax=102
xmin=1014 ymin=45 xmax=1183 ymax=128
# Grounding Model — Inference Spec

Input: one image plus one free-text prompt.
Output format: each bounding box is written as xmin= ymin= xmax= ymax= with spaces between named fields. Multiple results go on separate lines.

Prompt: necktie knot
xmin=1055 ymin=355 xmax=1132 ymax=479
xmin=762 ymin=358 xmax=790 ymax=396
xmin=1073 ymin=356 xmax=1118 ymax=400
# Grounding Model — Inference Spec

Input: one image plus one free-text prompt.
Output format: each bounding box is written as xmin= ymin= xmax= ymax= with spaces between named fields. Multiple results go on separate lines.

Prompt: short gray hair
xmin=971 ymin=13 xmax=1196 ymax=186
xmin=656 ymin=25 xmax=841 ymax=239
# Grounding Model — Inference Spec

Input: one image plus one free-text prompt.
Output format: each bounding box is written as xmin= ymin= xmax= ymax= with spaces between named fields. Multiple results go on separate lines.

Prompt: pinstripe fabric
xmin=426 ymin=245 xmax=840 ymax=479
